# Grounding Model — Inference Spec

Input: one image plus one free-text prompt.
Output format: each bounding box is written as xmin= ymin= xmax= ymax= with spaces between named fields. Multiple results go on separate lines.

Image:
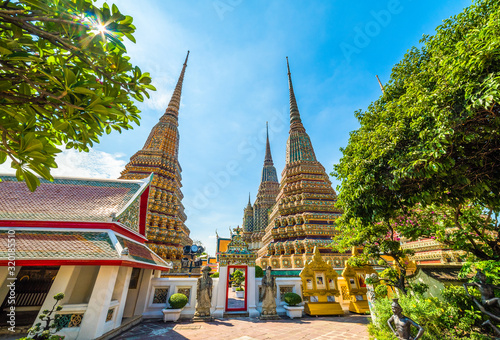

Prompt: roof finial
xmin=164 ymin=50 xmax=190 ymax=119
xmin=286 ymin=57 xmax=305 ymax=133
xmin=248 ymin=192 xmax=251 ymax=205
xmin=264 ymin=121 xmax=273 ymax=165
xmin=376 ymin=75 xmax=385 ymax=94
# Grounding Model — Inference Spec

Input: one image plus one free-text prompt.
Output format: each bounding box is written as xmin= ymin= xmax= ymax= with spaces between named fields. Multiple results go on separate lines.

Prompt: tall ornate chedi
xmin=120 ymin=51 xmax=192 ymax=263
xmin=242 ymin=124 xmax=280 ymax=252
xmin=256 ymin=58 xmax=344 ymax=270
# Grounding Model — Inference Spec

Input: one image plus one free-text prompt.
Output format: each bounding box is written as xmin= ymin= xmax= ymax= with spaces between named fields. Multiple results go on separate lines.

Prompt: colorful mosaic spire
xmin=119 ymin=51 xmax=192 ymax=265
xmin=243 ymin=193 xmax=253 ymax=232
xmin=242 ymin=124 xmax=280 ymax=252
xmin=256 ymin=58 xmax=342 ymax=270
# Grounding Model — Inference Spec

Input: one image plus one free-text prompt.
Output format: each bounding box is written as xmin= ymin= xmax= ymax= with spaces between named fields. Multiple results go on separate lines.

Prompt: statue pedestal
xmin=260 ymin=314 xmax=281 ymax=320
xmin=305 ymin=302 xmax=344 ymax=316
xmin=192 ymin=316 xmax=214 ymax=322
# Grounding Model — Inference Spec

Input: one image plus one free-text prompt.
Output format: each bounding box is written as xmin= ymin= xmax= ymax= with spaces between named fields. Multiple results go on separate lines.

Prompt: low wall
xmin=145 ymin=276 xmax=306 ymax=318
xmin=143 ymin=277 xmax=220 ymax=319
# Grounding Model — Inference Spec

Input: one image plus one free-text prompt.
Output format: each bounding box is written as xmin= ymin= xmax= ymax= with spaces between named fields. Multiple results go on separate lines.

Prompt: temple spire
xmin=287 ymin=57 xmax=305 ymax=133
xmin=164 ymin=50 xmax=190 ymax=119
xmin=247 ymin=193 xmax=251 ymax=206
xmin=264 ymin=122 xmax=273 ymax=165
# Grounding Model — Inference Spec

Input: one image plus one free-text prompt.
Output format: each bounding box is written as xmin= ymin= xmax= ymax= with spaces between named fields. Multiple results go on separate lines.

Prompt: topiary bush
xmin=236 ymin=287 xmax=244 ymax=291
xmin=168 ymin=293 xmax=188 ymax=309
xmin=210 ymin=272 xmax=219 ymax=278
xmin=255 ymin=265 xmax=264 ymax=278
xmin=283 ymin=292 xmax=302 ymax=306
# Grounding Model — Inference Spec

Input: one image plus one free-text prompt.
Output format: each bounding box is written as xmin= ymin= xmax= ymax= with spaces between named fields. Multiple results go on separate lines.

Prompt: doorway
xmin=0 ymin=266 xmax=59 ymax=326
xmin=225 ymin=265 xmax=247 ymax=312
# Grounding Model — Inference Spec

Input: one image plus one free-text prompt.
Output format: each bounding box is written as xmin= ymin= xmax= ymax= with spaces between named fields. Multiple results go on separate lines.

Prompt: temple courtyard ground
xmin=112 ymin=314 xmax=370 ymax=340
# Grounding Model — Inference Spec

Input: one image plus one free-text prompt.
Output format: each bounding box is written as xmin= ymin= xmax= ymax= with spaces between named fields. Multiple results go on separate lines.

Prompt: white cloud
xmin=0 ymin=148 xmax=126 ymax=179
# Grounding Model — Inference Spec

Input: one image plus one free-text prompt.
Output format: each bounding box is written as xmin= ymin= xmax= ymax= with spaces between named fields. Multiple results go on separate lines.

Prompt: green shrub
xmin=255 ymin=265 xmax=264 ymax=278
xmin=168 ymin=293 xmax=188 ymax=309
xmin=210 ymin=272 xmax=219 ymax=278
xmin=374 ymin=284 xmax=388 ymax=299
xmin=283 ymin=292 xmax=302 ymax=306
xmin=236 ymin=287 xmax=244 ymax=291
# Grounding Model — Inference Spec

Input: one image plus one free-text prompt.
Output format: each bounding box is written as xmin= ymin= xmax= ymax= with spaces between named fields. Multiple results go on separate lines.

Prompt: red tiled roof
xmin=0 ymin=229 xmax=172 ymax=269
xmin=0 ymin=175 xmax=146 ymax=223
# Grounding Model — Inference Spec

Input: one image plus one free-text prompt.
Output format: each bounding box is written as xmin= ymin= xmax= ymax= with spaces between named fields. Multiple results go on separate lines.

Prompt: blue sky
xmin=1 ymin=0 xmax=474 ymax=256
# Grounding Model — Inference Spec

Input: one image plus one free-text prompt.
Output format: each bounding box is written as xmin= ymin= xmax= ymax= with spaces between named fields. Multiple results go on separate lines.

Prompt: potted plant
xmin=283 ymin=292 xmax=303 ymax=319
xmin=235 ymin=287 xmax=245 ymax=298
xmin=162 ymin=293 xmax=188 ymax=322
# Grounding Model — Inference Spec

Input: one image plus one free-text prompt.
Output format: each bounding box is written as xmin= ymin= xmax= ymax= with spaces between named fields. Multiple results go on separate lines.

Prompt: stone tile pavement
xmin=112 ymin=315 xmax=370 ymax=340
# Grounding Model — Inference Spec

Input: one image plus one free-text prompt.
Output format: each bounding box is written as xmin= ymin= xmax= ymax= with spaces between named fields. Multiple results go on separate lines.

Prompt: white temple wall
xmin=144 ymin=274 xmax=305 ymax=319
xmin=143 ymin=277 xmax=200 ymax=319
xmin=254 ymin=277 xmax=303 ymax=315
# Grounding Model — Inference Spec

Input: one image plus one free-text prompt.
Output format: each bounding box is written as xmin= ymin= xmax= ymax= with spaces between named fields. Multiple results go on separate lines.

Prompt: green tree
xmin=0 ymin=0 xmax=155 ymax=191
xmin=332 ymin=0 xmax=500 ymax=273
xmin=25 ymin=292 xmax=65 ymax=340
xmin=232 ymin=269 xmax=245 ymax=288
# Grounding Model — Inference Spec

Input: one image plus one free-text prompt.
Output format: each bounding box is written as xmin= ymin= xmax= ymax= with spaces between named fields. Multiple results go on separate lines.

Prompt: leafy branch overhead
xmin=0 ymin=0 xmax=155 ymax=191
xmin=332 ymin=0 xmax=500 ymax=268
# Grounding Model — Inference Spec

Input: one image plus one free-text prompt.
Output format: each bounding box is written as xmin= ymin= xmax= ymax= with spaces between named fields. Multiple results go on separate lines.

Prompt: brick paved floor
xmin=112 ymin=315 xmax=370 ymax=340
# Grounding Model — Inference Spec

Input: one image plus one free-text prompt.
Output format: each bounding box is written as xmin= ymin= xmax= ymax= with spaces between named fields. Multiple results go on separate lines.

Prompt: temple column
xmin=213 ymin=266 xmax=227 ymax=318
xmin=78 ymin=266 xmax=119 ymax=339
xmin=247 ymin=266 xmax=259 ymax=317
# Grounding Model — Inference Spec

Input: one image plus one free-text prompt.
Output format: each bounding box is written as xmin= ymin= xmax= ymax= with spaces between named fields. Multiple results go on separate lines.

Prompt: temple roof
xmin=0 ymin=174 xmax=150 ymax=223
xmin=0 ymin=229 xmax=172 ymax=269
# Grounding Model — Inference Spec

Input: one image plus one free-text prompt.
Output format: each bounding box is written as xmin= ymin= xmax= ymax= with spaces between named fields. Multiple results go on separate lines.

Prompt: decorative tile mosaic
xmin=106 ymin=308 xmax=114 ymax=322
xmin=116 ymin=194 xmax=141 ymax=232
xmin=55 ymin=313 xmax=83 ymax=328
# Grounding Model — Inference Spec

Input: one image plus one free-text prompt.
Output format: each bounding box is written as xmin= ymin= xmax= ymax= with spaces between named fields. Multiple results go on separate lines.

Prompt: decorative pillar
xmin=78 ymin=266 xmax=119 ymax=339
xmin=246 ymin=266 xmax=259 ymax=317
xmin=134 ymin=269 xmax=153 ymax=316
xmin=112 ymin=267 xmax=133 ymax=330
xmin=33 ymin=266 xmax=79 ymax=328
xmin=0 ymin=265 xmax=21 ymax=310
xmin=213 ymin=266 xmax=227 ymax=318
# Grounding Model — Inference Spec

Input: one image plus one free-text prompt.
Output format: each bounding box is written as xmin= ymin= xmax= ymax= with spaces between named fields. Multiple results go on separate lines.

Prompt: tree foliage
xmin=332 ymin=0 xmax=500 ymax=270
xmin=24 ymin=293 xmax=65 ymax=340
xmin=0 ymin=0 xmax=155 ymax=191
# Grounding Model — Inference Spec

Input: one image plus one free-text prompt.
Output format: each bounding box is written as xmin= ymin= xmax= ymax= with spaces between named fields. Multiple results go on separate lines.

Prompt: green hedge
xmin=168 ymin=293 xmax=188 ymax=309
xmin=283 ymin=292 xmax=302 ymax=306
xmin=255 ymin=265 xmax=264 ymax=278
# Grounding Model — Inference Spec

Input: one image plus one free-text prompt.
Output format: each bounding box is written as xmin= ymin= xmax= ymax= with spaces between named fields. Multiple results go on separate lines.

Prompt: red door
xmin=225 ymin=265 xmax=247 ymax=312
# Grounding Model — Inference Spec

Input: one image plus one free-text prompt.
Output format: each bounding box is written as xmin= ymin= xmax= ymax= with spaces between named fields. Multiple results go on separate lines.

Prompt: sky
xmin=1 ymin=0 xmax=473 ymax=256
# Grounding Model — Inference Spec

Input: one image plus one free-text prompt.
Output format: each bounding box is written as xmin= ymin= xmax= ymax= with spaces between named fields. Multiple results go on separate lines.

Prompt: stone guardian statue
xmin=261 ymin=266 xmax=278 ymax=317
xmin=387 ymin=298 xmax=424 ymax=340
xmin=194 ymin=266 xmax=213 ymax=319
